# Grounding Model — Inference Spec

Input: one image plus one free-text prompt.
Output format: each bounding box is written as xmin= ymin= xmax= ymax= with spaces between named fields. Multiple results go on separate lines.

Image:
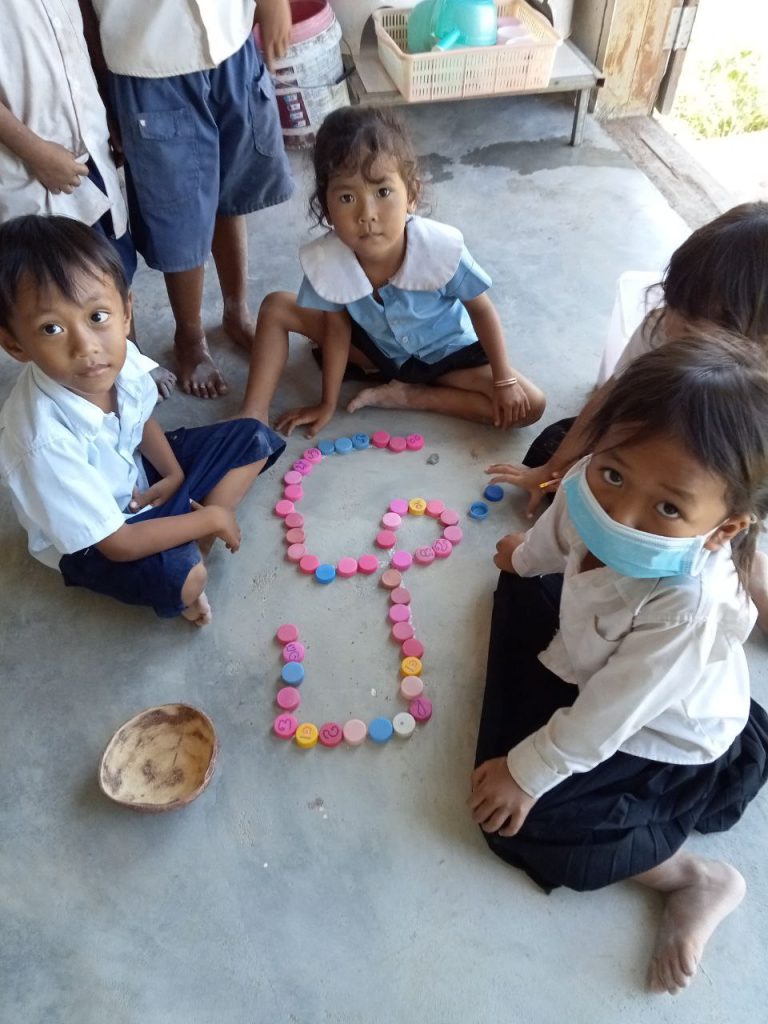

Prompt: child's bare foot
xmin=347 ymin=380 xmax=413 ymax=413
xmin=647 ymin=858 xmax=745 ymax=995
xmin=150 ymin=365 xmax=177 ymax=401
xmin=181 ymin=591 xmax=212 ymax=627
xmin=222 ymin=300 xmax=256 ymax=352
xmin=749 ymin=549 xmax=768 ymax=631
xmin=175 ymin=332 xmax=228 ymax=399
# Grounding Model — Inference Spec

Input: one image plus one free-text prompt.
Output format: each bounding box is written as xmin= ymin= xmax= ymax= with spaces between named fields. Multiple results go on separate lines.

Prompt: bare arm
xmin=127 ymin=417 xmax=185 ymax=511
xmin=464 ymin=293 xmax=529 ymax=429
xmin=0 ymin=102 xmax=89 ymax=193
xmin=254 ymin=0 xmax=292 ymax=71
xmin=96 ymin=503 xmax=239 ymax=561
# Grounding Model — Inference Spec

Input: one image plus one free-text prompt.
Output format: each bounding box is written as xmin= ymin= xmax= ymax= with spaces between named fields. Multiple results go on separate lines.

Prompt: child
xmin=0 ymin=216 xmax=284 ymax=625
xmin=78 ymin=0 xmax=295 ymax=399
xmin=0 ymin=0 xmax=176 ymax=400
xmin=472 ymin=332 xmax=768 ymax=994
xmin=239 ymin=106 xmax=545 ymax=436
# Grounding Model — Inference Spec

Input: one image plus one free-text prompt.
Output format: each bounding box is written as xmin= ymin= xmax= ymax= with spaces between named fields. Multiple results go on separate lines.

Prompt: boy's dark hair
xmin=585 ymin=328 xmax=768 ymax=583
xmin=309 ymin=106 xmax=422 ymax=225
xmin=0 ymin=215 xmax=129 ymax=330
xmin=659 ymin=201 xmax=768 ymax=342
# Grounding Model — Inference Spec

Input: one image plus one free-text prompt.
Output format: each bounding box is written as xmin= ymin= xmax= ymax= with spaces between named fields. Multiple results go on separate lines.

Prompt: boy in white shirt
xmin=0 ymin=215 xmax=284 ymax=624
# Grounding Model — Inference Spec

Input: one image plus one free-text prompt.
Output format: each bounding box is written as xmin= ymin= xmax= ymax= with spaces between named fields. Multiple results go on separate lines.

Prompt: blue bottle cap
xmin=318 ymin=439 xmax=336 ymax=456
xmin=469 ymin=501 xmax=489 ymax=520
xmin=281 ymin=661 xmax=305 ymax=685
xmin=368 ymin=717 xmax=394 ymax=743
xmin=484 ymin=484 xmax=504 ymax=502
xmin=334 ymin=437 xmax=353 ymax=454
xmin=352 ymin=433 xmax=370 ymax=450
xmin=315 ymin=563 xmax=336 ymax=584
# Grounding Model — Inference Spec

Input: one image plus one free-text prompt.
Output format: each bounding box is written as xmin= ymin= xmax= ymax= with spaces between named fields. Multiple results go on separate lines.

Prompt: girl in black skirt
xmin=471 ymin=330 xmax=768 ymax=995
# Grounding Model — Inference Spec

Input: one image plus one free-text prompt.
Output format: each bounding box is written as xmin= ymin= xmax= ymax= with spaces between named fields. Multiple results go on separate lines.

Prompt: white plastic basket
xmin=373 ymin=2 xmax=561 ymax=102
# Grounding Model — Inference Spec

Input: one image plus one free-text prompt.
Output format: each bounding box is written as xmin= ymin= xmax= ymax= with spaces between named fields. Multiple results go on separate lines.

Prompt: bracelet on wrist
xmin=493 ymin=376 xmax=519 ymax=389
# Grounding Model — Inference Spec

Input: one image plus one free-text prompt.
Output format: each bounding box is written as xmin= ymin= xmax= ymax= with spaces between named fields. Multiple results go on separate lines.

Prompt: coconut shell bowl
xmin=99 ymin=704 xmax=218 ymax=813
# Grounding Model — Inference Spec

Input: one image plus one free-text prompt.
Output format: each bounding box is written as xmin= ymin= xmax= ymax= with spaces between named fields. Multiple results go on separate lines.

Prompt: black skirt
xmin=475 ymin=572 xmax=768 ymax=893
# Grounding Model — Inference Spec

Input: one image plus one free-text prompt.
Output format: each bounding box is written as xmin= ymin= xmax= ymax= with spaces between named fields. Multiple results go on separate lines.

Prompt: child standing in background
xmin=240 ymin=106 xmax=545 ymax=436
xmin=473 ymin=333 xmax=768 ymax=994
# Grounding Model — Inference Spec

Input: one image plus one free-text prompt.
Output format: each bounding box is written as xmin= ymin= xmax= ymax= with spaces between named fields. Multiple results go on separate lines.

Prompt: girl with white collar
xmin=239 ymin=106 xmax=545 ymax=436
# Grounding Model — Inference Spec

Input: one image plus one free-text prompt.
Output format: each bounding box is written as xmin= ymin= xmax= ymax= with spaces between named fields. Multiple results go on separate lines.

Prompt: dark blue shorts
xmin=59 ymin=418 xmax=285 ymax=618
xmin=109 ymin=35 xmax=294 ymax=272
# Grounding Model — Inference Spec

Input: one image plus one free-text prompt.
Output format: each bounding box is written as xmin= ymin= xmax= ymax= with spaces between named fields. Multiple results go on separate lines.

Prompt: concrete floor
xmin=2 ymin=96 xmax=767 ymax=1024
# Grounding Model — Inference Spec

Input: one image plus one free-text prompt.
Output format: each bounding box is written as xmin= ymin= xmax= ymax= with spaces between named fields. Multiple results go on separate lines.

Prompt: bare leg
xmin=749 ymin=549 xmax=768 ymax=632
xmin=165 ymin=266 xmax=228 ymax=399
xmin=239 ymin=291 xmax=326 ymax=421
xmin=211 ymin=214 xmax=256 ymax=351
xmin=180 ymin=560 xmax=212 ymax=627
xmin=634 ymin=850 xmax=746 ymax=994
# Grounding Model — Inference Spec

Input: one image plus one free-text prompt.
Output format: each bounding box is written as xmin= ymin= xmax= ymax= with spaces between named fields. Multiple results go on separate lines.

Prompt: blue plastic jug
xmin=407 ymin=0 xmax=498 ymax=53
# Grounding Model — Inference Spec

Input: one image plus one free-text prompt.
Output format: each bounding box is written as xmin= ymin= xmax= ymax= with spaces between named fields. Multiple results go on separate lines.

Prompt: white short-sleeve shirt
xmin=0 ymin=341 xmax=158 ymax=568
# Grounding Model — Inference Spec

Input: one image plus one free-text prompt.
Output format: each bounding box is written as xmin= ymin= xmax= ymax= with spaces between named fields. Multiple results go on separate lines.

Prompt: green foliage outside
xmin=675 ymin=50 xmax=768 ymax=138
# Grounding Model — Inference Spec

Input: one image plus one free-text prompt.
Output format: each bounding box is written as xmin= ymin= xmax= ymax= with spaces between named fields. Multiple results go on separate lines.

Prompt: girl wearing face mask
xmin=471 ymin=330 xmax=768 ymax=997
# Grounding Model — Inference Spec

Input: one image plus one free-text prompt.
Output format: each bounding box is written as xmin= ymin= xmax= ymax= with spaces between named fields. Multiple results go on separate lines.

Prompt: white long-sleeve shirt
xmin=507 ymin=473 xmax=755 ymax=799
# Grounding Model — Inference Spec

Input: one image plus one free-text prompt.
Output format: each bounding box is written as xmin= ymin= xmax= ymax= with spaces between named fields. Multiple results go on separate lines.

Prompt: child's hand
xmin=255 ymin=0 xmax=292 ymax=70
xmin=275 ymin=403 xmax=334 ymax=438
xmin=27 ymin=139 xmax=89 ymax=194
xmin=470 ymin=757 xmax=536 ymax=836
xmin=193 ymin=501 xmax=241 ymax=553
xmin=486 ymin=462 xmax=560 ymax=519
xmin=129 ymin=472 xmax=184 ymax=512
xmin=494 ymin=532 xmax=526 ymax=573
xmin=492 ymin=382 xmax=530 ymax=430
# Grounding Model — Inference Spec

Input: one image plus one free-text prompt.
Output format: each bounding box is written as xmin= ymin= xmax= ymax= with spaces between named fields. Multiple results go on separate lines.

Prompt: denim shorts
xmin=350 ymin=320 xmax=489 ymax=385
xmin=109 ymin=35 xmax=295 ymax=272
xmin=59 ymin=418 xmax=285 ymax=618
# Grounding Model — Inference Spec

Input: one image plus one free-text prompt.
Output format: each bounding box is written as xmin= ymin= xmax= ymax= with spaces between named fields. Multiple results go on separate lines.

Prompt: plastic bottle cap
xmin=317 ymin=440 xmax=336 ymax=456
xmin=401 ymin=637 xmax=425 ymax=659
xmin=343 ymin=719 xmax=368 ymax=746
xmin=285 ymin=528 xmax=305 ymax=544
xmin=392 ymin=712 xmax=416 ymax=738
xmin=426 ymin=499 xmax=445 ymax=518
xmin=443 ymin=525 xmax=463 ymax=544
xmin=283 ymin=470 xmax=303 ymax=485
xmin=371 ymin=431 xmax=390 ymax=448
xmin=283 ymin=641 xmax=305 ymax=662
xmin=406 ymin=434 xmax=424 ymax=451
xmin=337 ymin=557 xmax=358 ymax=578
xmin=399 ymin=675 xmax=424 ymax=700
xmin=276 ymin=623 xmax=299 ymax=644
xmin=382 ymin=512 xmax=402 ymax=530
xmin=439 ymin=509 xmax=459 ymax=526
xmin=295 ymin=723 xmax=319 ymax=748
xmin=392 ymin=621 xmax=415 ymax=641
xmin=408 ymin=498 xmax=427 ymax=516
xmin=303 ymin=447 xmax=323 ymax=462
xmin=284 ymin=512 xmax=304 ymax=529
xmin=369 ymin=717 xmax=394 ymax=743
xmin=299 ymin=554 xmax=320 ymax=574
xmin=414 ymin=546 xmax=436 ymax=565
xmin=376 ymin=530 xmax=397 ymax=549
xmin=281 ymin=662 xmax=305 ymax=685
xmin=318 ymin=722 xmax=344 ymax=747
xmin=469 ymin=502 xmax=489 ymax=520
xmin=389 ymin=499 xmax=409 ymax=516
xmin=352 ymin=433 xmax=370 ymax=449
xmin=381 ymin=569 xmax=402 ymax=589
xmin=284 ymin=484 xmax=303 ymax=502
xmin=357 ymin=554 xmax=379 ymax=574
xmin=409 ymin=697 xmax=433 ymax=722
xmin=484 ymin=484 xmax=504 ymax=502
xmin=401 ymin=656 xmax=422 ymax=676
xmin=391 ymin=550 xmax=413 ymax=571
xmin=389 ymin=603 xmax=411 ymax=623
xmin=433 ymin=538 xmax=453 ymax=558
xmin=390 ymin=586 xmax=411 ymax=605
xmin=388 ymin=436 xmax=407 ymax=453
xmin=286 ymin=543 xmax=306 ymax=562
xmin=273 ymin=713 xmax=298 ymax=739
xmin=292 ymin=459 xmax=313 ymax=476
xmin=275 ymin=499 xmax=294 ymax=517
xmin=315 ymin=563 xmax=336 ymax=584
xmin=276 ymin=687 xmax=301 ymax=711
xmin=335 ymin=437 xmax=353 ymax=454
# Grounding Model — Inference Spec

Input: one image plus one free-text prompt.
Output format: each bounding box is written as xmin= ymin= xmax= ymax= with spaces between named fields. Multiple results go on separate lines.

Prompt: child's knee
xmin=181 ymin=559 xmax=207 ymax=606
xmin=257 ymin=290 xmax=298 ymax=326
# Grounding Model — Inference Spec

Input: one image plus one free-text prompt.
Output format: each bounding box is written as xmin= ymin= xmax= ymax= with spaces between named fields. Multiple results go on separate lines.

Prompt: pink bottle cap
xmin=286 ymin=543 xmax=306 ymax=563
xmin=376 ymin=530 xmax=397 ymax=549
xmin=443 ymin=525 xmax=463 ymax=544
xmin=284 ymin=484 xmax=303 ymax=502
xmin=337 ymin=557 xmax=358 ymax=578
xmin=390 ymin=587 xmax=411 ymax=605
xmin=292 ymin=459 xmax=312 ymax=476
xmin=358 ymin=554 xmax=379 ymax=574
xmin=276 ymin=686 xmax=301 ymax=711
xmin=382 ymin=512 xmax=402 ymax=530
xmin=276 ymin=623 xmax=299 ymax=644
xmin=440 ymin=509 xmax=459 ymax=526
xmin=402 ymin=637 xmax=425 ymax=658
xmin=318 ymin=722 xmax=344 ymax=747
xmin=389 ymin=499 xmax=409 ymax=516
xmin=275 ymin=499 xmax=294 ymax=517
xmin=283 ymin=470 xmax=303 ymax=485
xmin=381 ymin=569 xmax=402 ymax=589
xmin=391 ymin=550 xmax=413 ymax=571
xmin=303 ymin=448 xmax=323 ymax=462
xmin=388 ymin=436 xmax=407 ymax=453
xmin=414 ymin=546 xmax=436 ymax=565
xmin=406 ymin=433 xmax=424 ymax=451
xmin=400 ymin=675 xmax=424 ymax=700
xmin=285 ymin=528 xmax=305 ymax=544
xmin=409 ymin=696 xmax=433 ymax=722
xmin=343 ymin=719 xmax=368 ymax=746
xmin=392 ymin=621 xmax=415 ymax=641
xmin=371 ymin=431 xmax=390 ymax=449
xmin=389 ymin=603 xmax=410 ymax=623
xmin=299 ymin=554 xmax=320 ymax=574
xmin=284 ymin=512 xmax=304 ymax=529
xmin=426 ymin=499 xmax=445 ymax=518
xmin=283 ymin=641 xmax=305 ymax=662
xmin=273 ymin=713 xmax=298 ymax=739
xmin=433 ymin=538 xmax=453 ymax=558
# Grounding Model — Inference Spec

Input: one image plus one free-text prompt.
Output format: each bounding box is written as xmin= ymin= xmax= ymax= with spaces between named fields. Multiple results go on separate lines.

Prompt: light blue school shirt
xmin=297 ymin=215 xmax=492 ymax=367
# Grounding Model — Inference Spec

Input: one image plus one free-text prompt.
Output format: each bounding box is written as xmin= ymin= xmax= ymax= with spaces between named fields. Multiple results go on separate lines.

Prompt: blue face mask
xmin=562 ymin=460 xmax=720 ymax=579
